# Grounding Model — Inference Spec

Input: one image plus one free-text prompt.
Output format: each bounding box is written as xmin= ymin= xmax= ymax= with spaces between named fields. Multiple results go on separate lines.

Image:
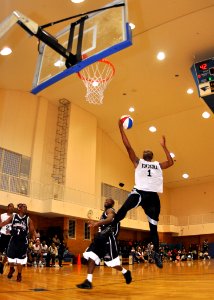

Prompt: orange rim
xmin=77 ymin=58 xmax=115 ymax=83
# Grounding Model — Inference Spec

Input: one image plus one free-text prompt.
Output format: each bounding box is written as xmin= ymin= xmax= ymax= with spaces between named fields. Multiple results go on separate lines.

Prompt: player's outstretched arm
xmin=159 ymin=135 xmax=174 ymax=169
xmin=118 ymin=119 xmax=139 ymax=167
xmin=0 ymin=215 xmax=12 ymax=227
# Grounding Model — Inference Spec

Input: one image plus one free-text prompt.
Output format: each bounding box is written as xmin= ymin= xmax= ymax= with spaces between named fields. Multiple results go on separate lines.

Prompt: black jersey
xmin=99 ymin=208 xmax=120 ymax=237
xmin=11 ymin=213 xmax=29 ymax=240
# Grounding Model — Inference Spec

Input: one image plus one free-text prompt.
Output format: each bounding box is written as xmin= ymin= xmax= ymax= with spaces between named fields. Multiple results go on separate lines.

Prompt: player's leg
xmin=115 ymin=189 xmax=141 ymax=222
xmin=76 ymin=240 xmax=104 ymax=289
xmin=105 ymin=235 xmax=132 ymax=284
xmin=141 ymin=191 xmax=163 ymax=268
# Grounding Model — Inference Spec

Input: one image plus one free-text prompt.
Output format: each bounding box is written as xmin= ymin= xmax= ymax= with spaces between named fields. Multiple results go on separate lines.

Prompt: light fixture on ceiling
xmin=129 ymin=107 xmax=135 ymax=112
xmin=202 ymin=111 xmax=210 ymax=119
xmin=187 ymin=88 xmax=194 ymax=94
xmin=54 ymin=60 xmax=65 ymax=67
xmin=170 ymin=152 xmax=175 ymax=158
xmin=149 ymin=126 xmax=157 ymax=132
xmin=0 ymin=47 xmax=12 ymax=56
xmin=157 ymin=51 xmax=165 ymax=61
xmin=129 ymin=23 xmax=135 ymax=30
xmin=71 ymin=0 xmax=85 ymax=3
xmin=182 ymin=173 xmax=189 ymax=179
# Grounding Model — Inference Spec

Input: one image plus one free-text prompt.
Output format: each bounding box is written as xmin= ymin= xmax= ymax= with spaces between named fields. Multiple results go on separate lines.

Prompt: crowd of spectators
xmin=27 ymin=232 xmax=74 ymax=267
xmin=117 ymin=239 xmax=211 ymax=264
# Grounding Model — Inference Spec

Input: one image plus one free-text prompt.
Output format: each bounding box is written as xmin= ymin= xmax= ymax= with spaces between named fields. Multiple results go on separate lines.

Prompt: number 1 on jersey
xmin=147 ymin=169 xmax=152 ymax=177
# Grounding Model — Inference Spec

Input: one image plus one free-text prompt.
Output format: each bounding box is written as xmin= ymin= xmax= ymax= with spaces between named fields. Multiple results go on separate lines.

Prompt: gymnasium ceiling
xmin=0 ymin=0 xmax=214 ymax=189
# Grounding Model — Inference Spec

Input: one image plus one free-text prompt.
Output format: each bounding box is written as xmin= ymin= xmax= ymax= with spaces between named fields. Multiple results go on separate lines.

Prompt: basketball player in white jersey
xmin=115 ymin=119 xmax=174 ymax=268
xmin=0 ymin=203 xmax=14 ymax=274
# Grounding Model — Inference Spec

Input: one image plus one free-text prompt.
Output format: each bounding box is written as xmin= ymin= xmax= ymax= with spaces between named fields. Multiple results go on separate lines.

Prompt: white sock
xmin=87 ymin=274 xmax=93 ymax=282
xmin=121 ymin=268 xmax=127 ymax=274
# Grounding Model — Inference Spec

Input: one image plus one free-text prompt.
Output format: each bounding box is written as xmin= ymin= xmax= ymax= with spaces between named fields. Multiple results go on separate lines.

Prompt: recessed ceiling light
xmin=54 ymin=60 xmax=65 ymax=67
xmin=129 ymin=23 xmax=135 ymax=30
xmin=170 ymin=152 xmax=175 ymax=158
xmin=182 ymin=173 xmax=189 ymax=179
xmin=92 ymin=81 xmax=99 ymax=87
xmin=149 ymin=126 xmax=157 ymax=132
xmin=129 ymin=107 xmax=135 ymax=112
xmin=202 ymin=111 xmax=210 ymax=119
xmin=71 ymin=0 xmax=85 ymax=2
xmin=187 ymin=88 xmax=194 ymax=94
xmin=0 ymin=47 xmax=12 ymax=56
xmin=157 ymin=51 xmax=165 ymax=61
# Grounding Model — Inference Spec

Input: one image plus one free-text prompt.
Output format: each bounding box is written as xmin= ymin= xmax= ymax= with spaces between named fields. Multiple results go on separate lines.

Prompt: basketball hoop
xmin=77 ymin=58 xmax=115 ymax=105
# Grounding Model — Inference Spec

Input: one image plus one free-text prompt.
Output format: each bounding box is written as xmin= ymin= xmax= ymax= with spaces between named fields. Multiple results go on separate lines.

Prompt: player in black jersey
xmin=76 ymin=198 xmax=132 ymax=289
xmin=114 ymin=119 xmax=174 ymax=269
xmin=0 ymin=203 xmax=35 ymax=282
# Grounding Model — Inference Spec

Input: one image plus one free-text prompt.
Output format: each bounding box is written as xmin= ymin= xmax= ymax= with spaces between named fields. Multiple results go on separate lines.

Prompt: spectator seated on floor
xmin=130 ymin=247 xmax=140 ymax=263
xmin=41 ymin=240 xmax=49 ymax=266
xmin=63 ymin=247 xmax=74 ymax=262
xmin=27 ymin=238 xmax=34 ymax=266
xmin=203 ymin=251 xmax=210 ymax=260
xmin=46 ymin=242 xmax=58 ymax=267
xmin=32 ymin=238 xmax=42 ymax=267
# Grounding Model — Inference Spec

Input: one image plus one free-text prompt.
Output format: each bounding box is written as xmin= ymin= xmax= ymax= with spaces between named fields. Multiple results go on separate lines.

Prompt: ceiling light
xmin=182 ymin=173 xmax=189 ymax=179
xmin=92 ymin=81 xmax=99 ymax=87
xmin=202 ymin=111 xmax=210 ymax=119
xmin=54 ymin=60 xmax=65 ymax=67
xmin=129 ymin=23 xmax=135 ymax=30
xmin=129 ymin=107 xmax=135 ymax=112
xmin=149 ymin=126 xmax=157 ymax=132
xmin=170 ymin=152 xmax=175 ymax=158
xmin=157 ymin=52 xmax=165 ymax=61
xmin=187 ymin=88 xmax=194 ymax=94
xmin=71 ymin=0 xmax=85 ymax=3
xmin=0 ymin=47 xmax=12 ymax=56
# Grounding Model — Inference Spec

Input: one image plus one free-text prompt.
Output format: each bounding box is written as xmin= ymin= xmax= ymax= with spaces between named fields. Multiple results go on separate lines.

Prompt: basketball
xmin=120 ymin=115 xmax=133 ymax=129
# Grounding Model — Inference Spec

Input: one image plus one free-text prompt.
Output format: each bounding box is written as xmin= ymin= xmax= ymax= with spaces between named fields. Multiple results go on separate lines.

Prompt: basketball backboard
xmin=31 ymin=0 xmax=132 ymax=94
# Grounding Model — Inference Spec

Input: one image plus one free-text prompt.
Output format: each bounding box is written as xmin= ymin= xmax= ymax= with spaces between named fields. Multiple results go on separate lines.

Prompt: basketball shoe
xmin=153 ymin=252 xmax=163 ymax=268
xmin=7 ymin=267 xmax=15 ymax=278
xmin=123 ymin=270 xmax=132 ymax=284
xmin=17 ymin=273 xmax=22 ymax=282
xmin=76 ymin=279 xmax=92 ymax=289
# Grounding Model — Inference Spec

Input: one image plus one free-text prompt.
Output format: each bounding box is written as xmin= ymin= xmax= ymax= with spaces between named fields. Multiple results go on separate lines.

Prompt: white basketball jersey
xmin=134 ymin=159 xmax=163 ymax=193
xmin=0 ymin=213 xmax=13 ymax=235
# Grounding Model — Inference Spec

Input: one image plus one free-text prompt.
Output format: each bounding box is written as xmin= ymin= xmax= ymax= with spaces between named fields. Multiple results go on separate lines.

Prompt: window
xmin=68 ymin=219 xmax=76 ymax=239
xmin=0 ymin=147 xmax=31 ymax=195
xmin=84 ymin=222 xmax=91 ymax=240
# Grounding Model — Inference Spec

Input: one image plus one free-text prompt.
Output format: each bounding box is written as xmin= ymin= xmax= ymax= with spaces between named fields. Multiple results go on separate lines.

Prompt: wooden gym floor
xmin=0 ymin=260 xmax=213 ymax=300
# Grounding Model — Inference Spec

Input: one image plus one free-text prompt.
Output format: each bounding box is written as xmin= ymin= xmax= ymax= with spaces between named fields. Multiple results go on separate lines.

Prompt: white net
xmin=77 ymin=59 xmax=115 ymax=104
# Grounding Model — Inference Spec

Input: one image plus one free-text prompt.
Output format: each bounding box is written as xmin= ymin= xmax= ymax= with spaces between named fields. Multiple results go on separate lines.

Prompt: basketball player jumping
xmin=76 ymin=198 xmax=132 ymax=289
xmin=114 ymin=119 xmax=174 ymax=268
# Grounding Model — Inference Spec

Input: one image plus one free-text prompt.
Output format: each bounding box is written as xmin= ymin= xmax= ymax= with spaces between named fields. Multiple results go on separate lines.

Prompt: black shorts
xmin=0 ymin=234 xmax=11 ymax=253
xmin=116 ymin=188 xmax=160 ymax=224
xmin=86 ymin=232 xmax=118 ymax=261
xmin=7 ymin=236 xmax=28 ymax=259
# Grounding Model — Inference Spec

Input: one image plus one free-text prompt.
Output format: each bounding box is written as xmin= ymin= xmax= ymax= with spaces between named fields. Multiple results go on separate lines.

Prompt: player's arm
xmin=88 ymin=209 xmax=115 ymax=228
xmin=118 ymin=119 xmax=139 ymax=167
xmin=0 ymin=215 xmax=12 ymax=227
xmin=29 ymin=218 xmax=36 ymax=240
xmin=159 ymin=135 xmax=174 ymax=169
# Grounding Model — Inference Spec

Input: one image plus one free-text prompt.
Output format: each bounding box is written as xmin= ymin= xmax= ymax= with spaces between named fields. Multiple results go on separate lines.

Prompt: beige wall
xmin=0 ymin=89 xmax=38 ymax=155
xmin=168 ymin=181 xmax=214 ymax=216
xmin=65 ymin=104 xmax=97 ymax=195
